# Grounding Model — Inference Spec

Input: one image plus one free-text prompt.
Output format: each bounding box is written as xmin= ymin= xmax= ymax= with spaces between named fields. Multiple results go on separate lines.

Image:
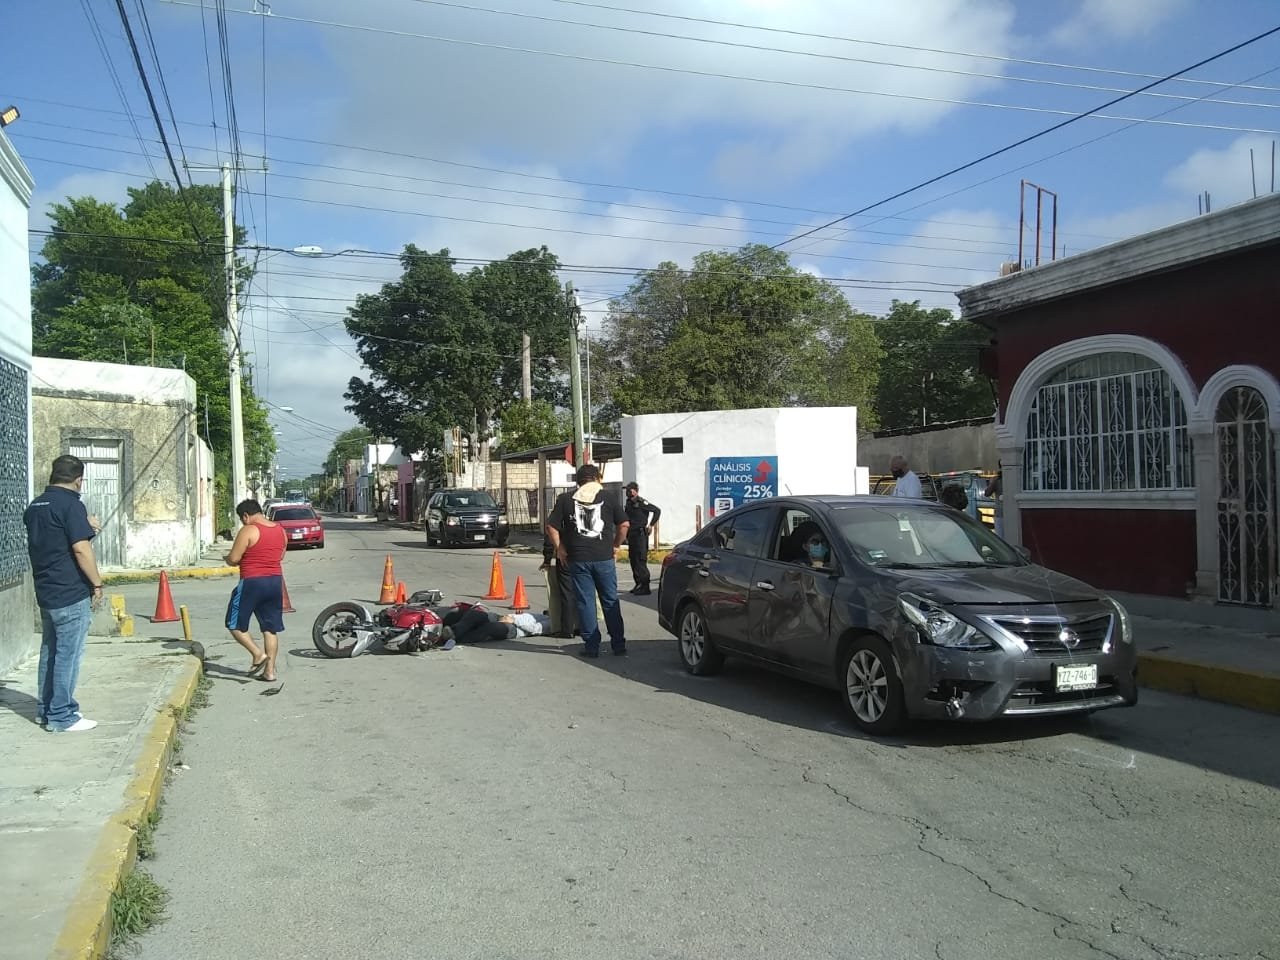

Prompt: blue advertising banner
xmin=707 ymin=456 xmax=779 ymax=517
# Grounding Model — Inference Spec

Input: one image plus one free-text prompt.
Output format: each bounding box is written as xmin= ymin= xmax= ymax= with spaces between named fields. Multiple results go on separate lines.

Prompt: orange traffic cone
xmin=378 ymin=554 xmax=396 ymax=604
xmin=511 ymin=575 xmax=529 ymax=612
xmin=281 ymin=578 xmax=296 ymax=614
xmin=482 ymin=551 xmax=509 ymax=600
xmin=394 ymin=581 xmax=407 ymax=604
xmin=150 ymin=571 xmax=179 ymax=623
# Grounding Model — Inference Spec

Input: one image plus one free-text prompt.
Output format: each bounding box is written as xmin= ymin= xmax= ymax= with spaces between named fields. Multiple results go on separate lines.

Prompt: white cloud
xmin=299 ymin=0 xmax=1020 ymax=185
xmin=1164 ymin=133 xmax=1276 ymax=208
xmin=1052 ymin=0 xmax=1191 ymax=47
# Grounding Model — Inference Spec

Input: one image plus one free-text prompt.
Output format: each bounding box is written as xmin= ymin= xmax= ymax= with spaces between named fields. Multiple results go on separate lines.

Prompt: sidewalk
xmin=1133 ymin=615 xmax=1280 ymax=715
xmin=101 ymin=544 xmax=238 ymax=586
xmin=0 ymin=636 xmax=202 ymax=960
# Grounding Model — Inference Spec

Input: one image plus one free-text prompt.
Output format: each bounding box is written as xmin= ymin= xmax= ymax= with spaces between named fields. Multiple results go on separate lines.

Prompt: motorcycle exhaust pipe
xmin=946 ymin=697 xmax=965 ymax=720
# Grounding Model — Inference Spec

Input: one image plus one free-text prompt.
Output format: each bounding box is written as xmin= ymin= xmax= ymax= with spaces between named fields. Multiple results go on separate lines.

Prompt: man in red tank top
xmin=224 ymin=499 xmax=288 ymax=682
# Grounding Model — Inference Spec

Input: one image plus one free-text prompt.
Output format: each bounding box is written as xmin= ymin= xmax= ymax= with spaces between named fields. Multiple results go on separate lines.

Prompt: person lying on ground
xmin=440 ymin=605 xmax=552 ymax=645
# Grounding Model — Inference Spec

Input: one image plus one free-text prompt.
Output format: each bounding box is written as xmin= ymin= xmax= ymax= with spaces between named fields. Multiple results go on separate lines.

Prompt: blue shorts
xmin=226 ymin=575 xmax=286 ymax=634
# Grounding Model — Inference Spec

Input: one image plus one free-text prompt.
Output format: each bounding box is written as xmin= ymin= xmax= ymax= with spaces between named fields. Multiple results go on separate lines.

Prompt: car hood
xmin=879 ymin=564 xmax=1100 ymax=605
xmin=442 ymin=506 xmax=500 ymax=516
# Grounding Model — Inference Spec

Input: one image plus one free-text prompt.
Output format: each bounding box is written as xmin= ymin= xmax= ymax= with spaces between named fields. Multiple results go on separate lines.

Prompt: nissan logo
xmin=1058 ymin=628 xmax=1081 ymax=648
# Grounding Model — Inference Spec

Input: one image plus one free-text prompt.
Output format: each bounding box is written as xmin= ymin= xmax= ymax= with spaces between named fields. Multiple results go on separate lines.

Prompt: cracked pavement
xmin=126 ymin=521 xmax=1280 ymax=960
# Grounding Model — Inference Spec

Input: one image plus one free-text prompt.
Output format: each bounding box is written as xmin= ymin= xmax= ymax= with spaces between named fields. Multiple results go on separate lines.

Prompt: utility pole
xmin=187 ymin=158 xmax=265 ymax=515
xmin=521 ymin=332 xmax=532 ymax=402
xmin=220 ymin=163 xmax=247 ymax=508
xmin=566 ymin=282 xmax=586 ymax=468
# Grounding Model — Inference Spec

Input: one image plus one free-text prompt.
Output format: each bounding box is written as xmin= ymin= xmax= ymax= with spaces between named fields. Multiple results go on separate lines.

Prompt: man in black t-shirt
xmin=545 ymin=464 xmax=630 ymax=657
xmin=23 ymin=455 xmax=105 ymax=732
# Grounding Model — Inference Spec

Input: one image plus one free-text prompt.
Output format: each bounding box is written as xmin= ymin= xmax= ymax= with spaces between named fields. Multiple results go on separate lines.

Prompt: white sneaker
xmin=57 ymin=717 xmax=98 ymax=732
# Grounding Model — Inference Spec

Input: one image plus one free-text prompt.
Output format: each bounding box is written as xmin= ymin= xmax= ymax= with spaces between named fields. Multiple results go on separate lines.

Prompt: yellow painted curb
xmin=1137 ymin=652 xmax=1280 ymax=715
xmin=615 ymin=548 xmax=672 ymax=564
xmin=102 ymin=566 xmax=236 ymax=585
xmin=50 ymin=654 xmax=204 ymax=960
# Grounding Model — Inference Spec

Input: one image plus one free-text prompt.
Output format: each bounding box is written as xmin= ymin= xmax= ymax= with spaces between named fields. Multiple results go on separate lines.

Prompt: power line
xmin=132 ymin=0 xmax=194 ymax=180
xmin=27 ymin=117 xmax=1121 ymax=243
xmin=17 ymin=136 xmax=1021 ymax=257
xmin=546 ymin=0 xmax=1280 ymax=94
xmin=18 ymin=152 xmax=1009 ymax=274
xmin=794 ymin=62 xmax=1280 ymax=258
xmin=78 ymin=0 xmax=162 ymax=183
xmin=179 ymin=2 xmax=1280 ymax=137
xmin=773 ymin=24 xmax=1280 ymax=251
xmin=26 ymin=226 xmax=964 ymax=290
xmin=408 ymin=0 xmax=1280 ymax=111
xmin=112 ymin=0 xmax=210 ymax=245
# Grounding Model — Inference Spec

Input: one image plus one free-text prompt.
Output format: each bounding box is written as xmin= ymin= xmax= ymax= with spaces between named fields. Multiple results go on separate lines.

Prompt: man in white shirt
xmin=890 ymin=455 xmax=923 ymax=499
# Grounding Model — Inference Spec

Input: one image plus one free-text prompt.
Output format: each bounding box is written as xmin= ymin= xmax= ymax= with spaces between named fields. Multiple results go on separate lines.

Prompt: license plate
xmin=291 ymin=532 xmax=303 ymax=540
xmin=1055 ymin=663 xmax=1097 ymax=692
xmin=473 ymin=534 xmax=486 ymax=541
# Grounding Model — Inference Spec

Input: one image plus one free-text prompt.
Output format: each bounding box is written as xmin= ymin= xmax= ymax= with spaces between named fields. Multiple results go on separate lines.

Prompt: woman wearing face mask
xmin=789 ymin=520 xmax=831 ymax=569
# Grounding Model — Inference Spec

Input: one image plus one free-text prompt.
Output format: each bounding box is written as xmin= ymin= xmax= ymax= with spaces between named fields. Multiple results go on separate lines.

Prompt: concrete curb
xmin=1137 ymin=652 xmax=1280 ymax=715
xmin=102 ymin=566 xmax=236 ymax=585
xmin=50 ymin=654 xmax=204 ymax=960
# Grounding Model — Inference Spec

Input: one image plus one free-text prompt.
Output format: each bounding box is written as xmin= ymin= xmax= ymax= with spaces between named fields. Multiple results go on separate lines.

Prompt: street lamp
xmin=0 ymin=105 xmax=19 ymax=128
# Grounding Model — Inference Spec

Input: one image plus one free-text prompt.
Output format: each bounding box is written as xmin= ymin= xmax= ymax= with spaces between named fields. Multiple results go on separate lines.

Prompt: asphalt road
xmin=121 ymin=519 xmax=1280 ymax=960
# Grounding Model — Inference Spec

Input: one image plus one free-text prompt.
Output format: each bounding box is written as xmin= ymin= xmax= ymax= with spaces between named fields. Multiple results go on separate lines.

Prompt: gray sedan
xmin=657 ymin=496 xmax=1138 ymax=735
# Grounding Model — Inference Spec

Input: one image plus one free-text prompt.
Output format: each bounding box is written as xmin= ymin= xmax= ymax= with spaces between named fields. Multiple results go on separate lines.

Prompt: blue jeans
xmin=568 ymin=560 xmax=626 ymax=653
xmin=38 ymin=597 xmax=93 ymax=731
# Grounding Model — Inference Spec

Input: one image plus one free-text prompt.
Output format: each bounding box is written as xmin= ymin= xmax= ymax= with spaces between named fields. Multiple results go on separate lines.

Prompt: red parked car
xmin=267 ymin=504 xmax=325 ymax=549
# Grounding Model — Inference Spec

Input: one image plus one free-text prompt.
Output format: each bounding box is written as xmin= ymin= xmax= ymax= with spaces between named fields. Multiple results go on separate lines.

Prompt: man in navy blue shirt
xmin=23 ymin=455 xmax=105 ymax=732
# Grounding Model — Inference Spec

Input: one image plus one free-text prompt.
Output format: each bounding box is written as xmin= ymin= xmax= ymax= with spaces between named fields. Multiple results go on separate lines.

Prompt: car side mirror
xmin=1014 ymin=544 xmax=1032 ymax=561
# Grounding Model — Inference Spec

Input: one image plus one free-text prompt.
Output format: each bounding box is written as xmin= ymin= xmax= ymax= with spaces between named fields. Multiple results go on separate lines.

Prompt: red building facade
xmin=959 ymin=193 xmax=1280 ymax=607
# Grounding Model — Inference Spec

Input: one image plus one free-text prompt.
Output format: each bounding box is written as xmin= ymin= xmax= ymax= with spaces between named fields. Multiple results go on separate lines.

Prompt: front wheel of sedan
xmin=677 ymin=604 xmax=724 ymax=676
xmin=840 ymin=637 xmax=906 ymax=735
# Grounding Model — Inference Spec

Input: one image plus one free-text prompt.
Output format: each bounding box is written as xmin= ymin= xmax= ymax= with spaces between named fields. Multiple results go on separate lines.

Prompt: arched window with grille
xmin=1024 ymin=353 xmax=1193 ymax=493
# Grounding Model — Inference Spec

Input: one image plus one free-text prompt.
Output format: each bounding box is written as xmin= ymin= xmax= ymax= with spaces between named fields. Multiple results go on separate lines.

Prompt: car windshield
xmin=272 ymin=508 xmax=315 ymax=521
xmin=444 ymin=492 xmax=497 ymax=509
xmin=833 ymin=503 xmax=1023 ymax=569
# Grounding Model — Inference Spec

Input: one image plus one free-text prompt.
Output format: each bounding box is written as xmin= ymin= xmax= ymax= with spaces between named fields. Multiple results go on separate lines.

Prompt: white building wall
xmin=0 ymin=128 xmax=36 ymax=675
xmin=622 ymin=407 xmax=861 ymax=545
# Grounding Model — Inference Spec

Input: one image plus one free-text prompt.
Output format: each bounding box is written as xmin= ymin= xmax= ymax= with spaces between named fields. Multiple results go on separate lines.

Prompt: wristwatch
xmin=92 ymin=583 xmax=104 ymax=590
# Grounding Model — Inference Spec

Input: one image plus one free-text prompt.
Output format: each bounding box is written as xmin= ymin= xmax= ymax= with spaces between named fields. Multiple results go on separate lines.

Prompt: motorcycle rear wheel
xmin=312 ymin=601 xmax=369 ymax=658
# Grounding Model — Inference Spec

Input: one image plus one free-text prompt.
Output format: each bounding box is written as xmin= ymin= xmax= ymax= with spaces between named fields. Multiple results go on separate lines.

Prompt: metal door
xmin=69 ymin=439 xmax=124 ymax=568
xmin=1216 ymin=387 xmax=1275 ymax=606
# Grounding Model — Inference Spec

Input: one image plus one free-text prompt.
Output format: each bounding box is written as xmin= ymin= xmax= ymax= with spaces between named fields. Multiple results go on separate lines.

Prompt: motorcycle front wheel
xmin=312 ymin=601 xmax=370 ymax=658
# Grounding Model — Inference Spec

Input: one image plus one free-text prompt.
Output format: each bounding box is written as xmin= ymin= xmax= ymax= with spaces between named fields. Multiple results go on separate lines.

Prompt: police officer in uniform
xmin=623 ymin=482 xmax=661 ymax=595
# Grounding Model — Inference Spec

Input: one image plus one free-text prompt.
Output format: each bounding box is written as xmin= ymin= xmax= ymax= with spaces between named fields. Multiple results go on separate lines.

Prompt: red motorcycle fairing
xmin=381 ymin=603 xmax=444 ymax=630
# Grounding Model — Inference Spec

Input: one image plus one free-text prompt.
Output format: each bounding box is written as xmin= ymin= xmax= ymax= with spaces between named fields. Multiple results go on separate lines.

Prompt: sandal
xmin=247 ymin=658 xmax=268 ymax=678
xmin=257 ymin=671 xmax=278 ymax=683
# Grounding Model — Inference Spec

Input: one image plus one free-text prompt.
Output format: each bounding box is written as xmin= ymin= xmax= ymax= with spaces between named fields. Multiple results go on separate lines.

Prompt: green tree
xmin=498 ymin=400 xmax=571 ymax=453
xmin=593 ymin=244 xmax=881 ymax=427
xmin=872 ymin=301 xmax=994 ymax=431
xmin=323 ymin=427 xmax=376 ymax=475
xmin=343 ymin=245 xmax=569 ymax=460
xmin=30 ymin=182 xmax=275 ymax=522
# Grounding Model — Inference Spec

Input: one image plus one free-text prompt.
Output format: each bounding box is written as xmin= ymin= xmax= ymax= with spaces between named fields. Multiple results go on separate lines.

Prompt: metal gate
xmin=69 ymin=439 xmax=125 ymax=568
xmin=1216 ymin=387 xmax=1275 ymax=606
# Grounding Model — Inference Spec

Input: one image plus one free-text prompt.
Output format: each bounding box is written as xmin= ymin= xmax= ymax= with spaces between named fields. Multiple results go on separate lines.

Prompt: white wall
xmin=0 ymin=128 xmax=36 ymax=675
xmin=30 ymin=356 xmax=196 ymax=406
xmin=622 ymin=407 xmax=861 ymax=545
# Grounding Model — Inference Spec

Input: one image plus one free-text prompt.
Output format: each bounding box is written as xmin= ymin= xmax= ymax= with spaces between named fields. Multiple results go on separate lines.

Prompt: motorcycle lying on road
xmin=312 ymin=590 xmax=446 ymax=658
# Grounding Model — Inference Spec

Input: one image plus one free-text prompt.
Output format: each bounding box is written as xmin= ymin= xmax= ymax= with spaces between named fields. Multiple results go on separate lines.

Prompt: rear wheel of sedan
xmin=677 ymin=604 xmax=724 ymax=676
xmin=840 ymin=636 xmax=905 ymax=735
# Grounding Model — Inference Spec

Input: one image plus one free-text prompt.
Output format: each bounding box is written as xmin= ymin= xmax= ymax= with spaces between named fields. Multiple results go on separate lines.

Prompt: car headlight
xmin=445 ymin=516 xmax=460 ymax=526
xmin=1103 ymin=597 xmax=1133 ymax=644
xmin=498 ymin=512 xmax=507 ymax=521
xmin=899 ymin=594 xmax=995 ymax=650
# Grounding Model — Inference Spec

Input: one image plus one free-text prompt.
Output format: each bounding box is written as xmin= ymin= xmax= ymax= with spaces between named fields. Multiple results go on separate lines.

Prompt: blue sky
xmin=5 ymin=0 xmax=1280 ymax=474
